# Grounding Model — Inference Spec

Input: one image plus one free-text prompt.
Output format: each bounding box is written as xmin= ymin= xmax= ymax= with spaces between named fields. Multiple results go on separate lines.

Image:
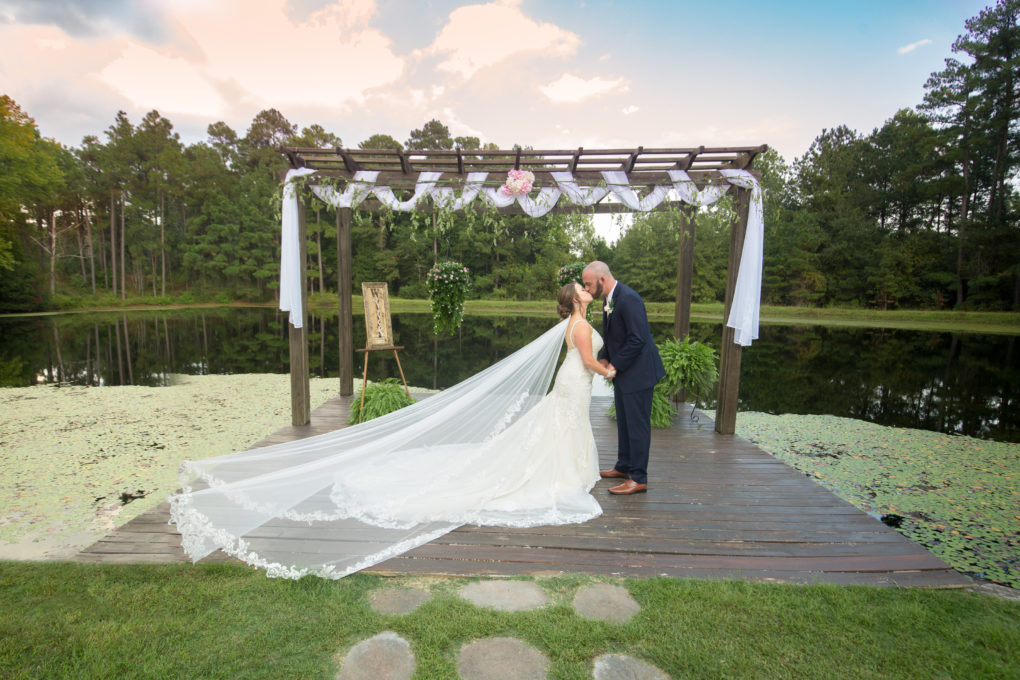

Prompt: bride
xmin=170 ymin=283 xmax=615 ymax=579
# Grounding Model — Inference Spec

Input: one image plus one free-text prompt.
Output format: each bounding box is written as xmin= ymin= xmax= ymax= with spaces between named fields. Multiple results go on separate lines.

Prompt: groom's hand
xmin=599 ymin=359 xmax=610 ymax=369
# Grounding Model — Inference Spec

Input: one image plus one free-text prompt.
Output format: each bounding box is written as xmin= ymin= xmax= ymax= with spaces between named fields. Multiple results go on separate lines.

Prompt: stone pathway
xmin=336 ymin=632 xmax=415 ymax=680
xmin=336 ymin=580 xmax=673 ymax=679
xmin=460 ymin=580 xmax=550 ymax=611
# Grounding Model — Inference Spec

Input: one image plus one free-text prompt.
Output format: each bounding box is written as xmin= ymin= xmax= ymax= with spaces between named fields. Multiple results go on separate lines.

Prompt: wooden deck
xmin=77 ymin=394 xmax=971 ymax=587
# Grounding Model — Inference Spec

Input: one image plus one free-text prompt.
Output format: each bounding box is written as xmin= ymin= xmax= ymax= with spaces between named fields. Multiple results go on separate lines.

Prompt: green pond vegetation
xmin=729 ymin=413 xmax=1019 ymax=590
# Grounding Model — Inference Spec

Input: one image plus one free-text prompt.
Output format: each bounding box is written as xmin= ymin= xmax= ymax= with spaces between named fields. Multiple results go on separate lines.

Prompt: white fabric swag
xmin=280 ymin=169 xmax=763 ymax=346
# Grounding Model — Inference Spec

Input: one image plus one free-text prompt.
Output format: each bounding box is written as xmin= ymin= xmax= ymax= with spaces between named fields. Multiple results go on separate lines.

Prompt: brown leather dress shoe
xmin=608 ymin=480 xmax=647 ymax=495
xmin=599 ymin=467 xmax=628 ymax=479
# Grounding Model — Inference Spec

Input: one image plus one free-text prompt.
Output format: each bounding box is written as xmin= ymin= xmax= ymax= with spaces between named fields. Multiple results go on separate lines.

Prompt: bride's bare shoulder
xmin=569 ymin=319 xmax=595 ymax=343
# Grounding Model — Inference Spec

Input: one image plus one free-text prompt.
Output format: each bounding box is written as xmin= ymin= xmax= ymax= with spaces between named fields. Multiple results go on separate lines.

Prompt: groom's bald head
xmin=582 ymin=261 xmax=615 ymax=299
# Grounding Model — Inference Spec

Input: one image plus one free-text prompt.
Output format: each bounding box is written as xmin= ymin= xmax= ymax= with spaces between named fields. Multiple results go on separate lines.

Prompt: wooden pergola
xmin=279 ymin=144 xmax=767 ymax=435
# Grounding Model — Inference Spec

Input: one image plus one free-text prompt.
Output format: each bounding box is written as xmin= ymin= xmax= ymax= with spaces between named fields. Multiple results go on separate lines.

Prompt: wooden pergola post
xmin=673 ymin=205 xmax=697 ymax=340
xmin=715 ymin=186 xmax=751 ymax=435
xmin=337 ymin=208 xmax=354 ymax=396
xmin=289 ymin=193 xmax=311 ymax=426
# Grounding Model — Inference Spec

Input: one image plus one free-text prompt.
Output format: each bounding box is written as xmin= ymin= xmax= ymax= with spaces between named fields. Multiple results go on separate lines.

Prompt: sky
xmin=0 ymin=0 xmax=993 ymax=238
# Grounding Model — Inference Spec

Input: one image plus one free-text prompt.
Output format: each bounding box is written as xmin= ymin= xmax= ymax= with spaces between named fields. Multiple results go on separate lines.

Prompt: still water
xmin=0 ymin=307 xmax=1015 ymax=442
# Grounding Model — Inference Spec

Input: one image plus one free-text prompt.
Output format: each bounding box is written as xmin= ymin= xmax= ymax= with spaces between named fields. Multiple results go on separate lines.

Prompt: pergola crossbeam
xmin=283 ymin=145 xmax=767 ymax=177
xmin=279 ymin=143 xmax=766 ymax=436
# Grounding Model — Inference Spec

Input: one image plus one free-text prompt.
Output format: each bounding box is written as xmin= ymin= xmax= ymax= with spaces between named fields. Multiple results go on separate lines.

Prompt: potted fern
xmin=607 ymin=337 xmax=718 ymax=428
xmin=349 ymin=378 xmax=416 ymax=424
xmin=659 ymin=336 xmax=719 ymax=409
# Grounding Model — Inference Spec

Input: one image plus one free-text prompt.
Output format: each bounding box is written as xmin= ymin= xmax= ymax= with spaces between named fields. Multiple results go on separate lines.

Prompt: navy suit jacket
xmin=598 ymin=282 xmax=665 ymax=394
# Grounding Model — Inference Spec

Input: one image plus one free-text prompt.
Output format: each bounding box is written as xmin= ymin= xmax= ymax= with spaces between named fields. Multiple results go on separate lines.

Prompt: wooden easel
xmin=357 ymin=282 xmax=410 ymax=422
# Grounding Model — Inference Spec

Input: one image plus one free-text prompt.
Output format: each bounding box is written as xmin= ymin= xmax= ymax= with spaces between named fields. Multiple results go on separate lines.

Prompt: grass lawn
xmin=1 ymin=563 xmax=1017 ymax=680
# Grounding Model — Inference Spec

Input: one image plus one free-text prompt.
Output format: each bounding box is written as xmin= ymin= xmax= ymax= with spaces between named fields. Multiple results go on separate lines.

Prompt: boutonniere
xmin=604 ymin=298 xmax=614 ymax=316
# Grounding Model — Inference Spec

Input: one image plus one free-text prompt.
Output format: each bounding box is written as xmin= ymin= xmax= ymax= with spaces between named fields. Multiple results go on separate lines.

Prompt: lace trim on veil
xmin=168 ymin=318 xmax=602 ymax=579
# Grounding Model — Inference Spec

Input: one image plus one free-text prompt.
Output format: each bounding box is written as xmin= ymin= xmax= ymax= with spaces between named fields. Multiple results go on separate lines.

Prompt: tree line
xmin=0 ymin=0 xmax=1016 ymax=313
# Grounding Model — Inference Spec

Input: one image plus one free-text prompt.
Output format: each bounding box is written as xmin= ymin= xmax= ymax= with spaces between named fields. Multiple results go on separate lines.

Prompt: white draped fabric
xmin=719 ymin=169 xmax=764 ymax=346
xmin=667 ymin=170 xmax=731 ymax=207
xmin=281 ymin=168 xmax=764 ymax=344
xmin=550 ymin=171 xmax=609 ymax=205
xmin=373 ymin=171 xmax=443 ymax=210
xmin=170 ymin=318 xmax=610 ymax=580
xmin=279 ymin=168 xmax=316 ymax=328
xmin=431 ymin=172 xmax=488 ymax=210
xmin=601 ymin=171 xmax=673 ymax=212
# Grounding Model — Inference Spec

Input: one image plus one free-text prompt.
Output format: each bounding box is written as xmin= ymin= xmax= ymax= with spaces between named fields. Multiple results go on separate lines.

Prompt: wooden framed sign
xmin=361 ymin=282 xmax=394 ymax=348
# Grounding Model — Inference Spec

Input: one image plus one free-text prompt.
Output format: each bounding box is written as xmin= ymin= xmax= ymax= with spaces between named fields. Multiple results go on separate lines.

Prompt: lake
xmin=1 ymin=307 xmax=1015 ymax=442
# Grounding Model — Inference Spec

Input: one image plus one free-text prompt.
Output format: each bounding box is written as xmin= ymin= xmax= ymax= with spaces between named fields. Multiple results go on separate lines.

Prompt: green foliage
xmin=557 ymin=261 xmax=584 ymax=286
xmin=405 ymin=118 xmax=453 ymax=150
xmin=426 ymin=261 xmax=471 ymax=336
xmin=607 ymin=336 xmax=716 ymax=428
xmin=4 ymin=10 xmax=1020 ymax=318
xmin=659 ymin=336 xmax=719 ymax=403
xmin=358 ymin=133 xmax=402 ymax=150
xmin=649 ymin=383 xmax=678 ymax=427
xmin=348 ymin=378 xmax=415 ymax=424
xmin=607 ymin=382 xmax=678 ymax=429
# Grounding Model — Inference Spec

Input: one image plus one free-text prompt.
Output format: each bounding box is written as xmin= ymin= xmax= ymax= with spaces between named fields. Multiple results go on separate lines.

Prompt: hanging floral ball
xmin=426 ymin=261 xmax=471 ymax=336
xmin=558 ymin=261 xmax=585 ymax=287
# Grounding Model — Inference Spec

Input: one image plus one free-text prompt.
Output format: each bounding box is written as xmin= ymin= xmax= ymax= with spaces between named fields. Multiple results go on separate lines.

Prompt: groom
xmin=582 ymin=262 xmax=665 ymax=495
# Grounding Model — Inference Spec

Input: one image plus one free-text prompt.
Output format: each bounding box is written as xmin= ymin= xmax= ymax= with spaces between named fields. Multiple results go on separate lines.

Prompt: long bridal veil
xmin=169 ymin=318 xmax=577 ymax=579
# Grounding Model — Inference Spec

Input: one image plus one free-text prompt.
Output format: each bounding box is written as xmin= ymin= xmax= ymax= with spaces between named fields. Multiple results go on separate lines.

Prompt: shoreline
xmin=3 ymin=299 xmax=1017 ymax=334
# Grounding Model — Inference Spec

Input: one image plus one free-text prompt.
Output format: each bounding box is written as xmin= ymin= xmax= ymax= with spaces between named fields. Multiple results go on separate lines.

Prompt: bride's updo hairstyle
xmin=556 ymin=283 xmax=580 ymax=319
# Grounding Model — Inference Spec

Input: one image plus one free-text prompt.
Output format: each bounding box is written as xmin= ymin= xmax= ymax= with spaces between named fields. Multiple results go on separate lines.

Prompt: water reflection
xmin=0 ymin=308 xmax=1015 ymax=442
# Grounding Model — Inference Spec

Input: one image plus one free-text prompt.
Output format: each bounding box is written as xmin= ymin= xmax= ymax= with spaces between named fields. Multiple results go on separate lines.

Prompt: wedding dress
xmin=169 ymin=318 xmax=604 ymax=579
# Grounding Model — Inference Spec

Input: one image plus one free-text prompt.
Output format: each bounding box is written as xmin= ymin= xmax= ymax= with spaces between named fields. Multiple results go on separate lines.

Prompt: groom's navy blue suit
xmin=598 ymin=282 xmax=665 ymax=485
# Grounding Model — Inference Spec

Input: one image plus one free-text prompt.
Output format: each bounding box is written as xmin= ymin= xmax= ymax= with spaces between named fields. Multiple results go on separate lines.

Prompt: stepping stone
xmin=369 ymin=587 xmax=430 ymax=615
xmin=593 ymin=654 xmax=670 ymax=680
xmin=336 ymin=631 xmax=414 ymax=680
xmin=458 ymin=637 xmax=549 ymax=680
xmin=460 ymin=580 xmax=549 ymax=612
xmin=573 ymin=583 xmax=641 ymax=624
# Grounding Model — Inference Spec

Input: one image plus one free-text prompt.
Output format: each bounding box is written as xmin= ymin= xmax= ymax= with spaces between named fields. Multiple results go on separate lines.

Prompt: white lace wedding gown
xmin=170 ymin=318 xmax=604 ymax=579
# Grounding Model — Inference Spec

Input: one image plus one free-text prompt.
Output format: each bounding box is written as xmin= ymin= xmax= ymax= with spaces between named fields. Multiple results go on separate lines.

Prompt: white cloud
xmin=172 ymin=0 xmax=403 ymax=108
xmin=540 ymin=73 xmax=629 ymax=103
xmin=897 ymin=38 xmax=931 ymax=55
xmin=441 ymin=107 xmax=486 ymax=141
xmin=97 ymin=43 xmax=229 ymax=117
xmin=421 ymin=0 xmax=580 ymax=79
xmin=37 ymin=37 xmax=67 ymax=50
xmin=621 ymin=105 xmax=639 ymax=115
xmin=7 ymin=0 xmax=404 ymax=131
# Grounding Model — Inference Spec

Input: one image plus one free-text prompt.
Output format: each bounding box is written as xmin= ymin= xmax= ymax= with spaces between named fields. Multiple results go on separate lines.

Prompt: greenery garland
xmin=426 ymin=261 xmax=471 ymax=336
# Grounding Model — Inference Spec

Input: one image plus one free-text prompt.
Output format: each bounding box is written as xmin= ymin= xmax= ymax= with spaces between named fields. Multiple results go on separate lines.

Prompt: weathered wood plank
xmin=74 ymin=396 xmax=970 ymax=588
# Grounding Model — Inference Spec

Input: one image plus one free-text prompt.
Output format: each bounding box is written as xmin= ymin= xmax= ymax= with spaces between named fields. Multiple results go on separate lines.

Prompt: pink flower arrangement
xmin=500 ymin=169 xmax=535 ymax=196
